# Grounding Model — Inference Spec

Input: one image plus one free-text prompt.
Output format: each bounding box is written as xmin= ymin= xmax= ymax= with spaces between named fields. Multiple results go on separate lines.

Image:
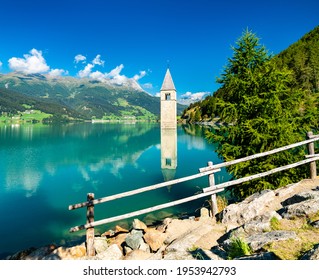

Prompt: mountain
xmin=181 ymin=25 xmax=319 ymax=122
xmin=273 ymin=25 xmax=319 ymax=93
xmin=0 ymin=72 xmax=186 ymax=121
xmin=0 ymin=87 xmax=85 ymax=122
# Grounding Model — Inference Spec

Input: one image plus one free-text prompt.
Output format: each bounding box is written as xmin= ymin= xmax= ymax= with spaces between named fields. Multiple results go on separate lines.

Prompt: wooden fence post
xmin=307 ymin=131 xmax=317 ymax=180
xmin=86 ymin=193 xmax=95 ymax=256
xmin=207 ymin=161 xmax=218 ymax=217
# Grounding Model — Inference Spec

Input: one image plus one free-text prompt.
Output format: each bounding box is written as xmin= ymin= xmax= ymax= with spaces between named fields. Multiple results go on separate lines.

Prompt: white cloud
xmin=179 ymin=91 xmax=209 ymax=105
xmin=106 ymin=64 xmax=124 ymax=78
xmin=8 ymin=48 xmax=50 ymax=74
xmin=78 ymin=63 xmax=94 ymax=78
xmin=0 ymin=61 xmax=2 ymax=68
xmin=142 ymin=83 xmax=153 ymax=89
xmin=89 ymin=70 xmax=105 ymax=80
xmin=133 ymin=70 xmax=146 ymax=81
xmin=74 ymin=54 xmax=86 ymax=64
xmin=8 ymin=48 xmax=68 ymax=76
xmin=49 ymin=68 xmax=69 ymax=77
xmin=181 ymin=91 xmax=209 ymax=101
xmin=76 ymin=55 xmax=146 ymax=90
xmin=92 ymin=54 xmax=104 ymax=66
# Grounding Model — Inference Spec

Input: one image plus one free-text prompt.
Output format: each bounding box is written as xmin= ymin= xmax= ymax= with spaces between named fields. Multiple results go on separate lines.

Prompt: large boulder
xmin=219 ymin=190 xmax=277 ymax=229
xmin=222 ymin=230 xmax=298 ymax=252
xmin=280 ymin=197 xmax=319 ymax=219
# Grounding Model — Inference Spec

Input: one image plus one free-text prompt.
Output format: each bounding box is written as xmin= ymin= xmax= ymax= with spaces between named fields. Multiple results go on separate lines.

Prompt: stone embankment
xmin=8 ymin=178 xmax=319 ymax=260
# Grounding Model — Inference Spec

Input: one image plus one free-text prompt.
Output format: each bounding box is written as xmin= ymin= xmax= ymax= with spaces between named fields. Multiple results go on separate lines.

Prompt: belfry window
xmin=165 ymin=93 xmax=171 ymax=100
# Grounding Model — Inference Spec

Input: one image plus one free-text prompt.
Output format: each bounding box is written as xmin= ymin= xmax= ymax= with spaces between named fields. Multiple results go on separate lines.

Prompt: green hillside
xmin=182 ymin=25 xmax=319 ymax=122
xmin=0 ymin=73 xmax=186 ymax=122
xmin=0 ymin=87 xmax=84 ymax=123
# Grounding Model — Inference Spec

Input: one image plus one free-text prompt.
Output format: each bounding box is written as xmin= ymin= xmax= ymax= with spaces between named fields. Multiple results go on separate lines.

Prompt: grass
xmin=265 ymin=215 xmax=319 ymax=259
xmin=20 ymin=110 xmax=52 ymax=122
xmin=217 ymin=195 xmax=228 ymax=213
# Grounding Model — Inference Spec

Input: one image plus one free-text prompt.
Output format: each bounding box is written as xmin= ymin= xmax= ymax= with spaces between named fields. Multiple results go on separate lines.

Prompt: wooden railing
xmin=68 ymin=131 xmax=319 ymax=256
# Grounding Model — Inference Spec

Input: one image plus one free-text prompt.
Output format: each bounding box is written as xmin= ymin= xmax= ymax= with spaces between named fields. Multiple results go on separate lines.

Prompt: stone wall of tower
xmin=160 ymin=89 xmax=177 ymax=129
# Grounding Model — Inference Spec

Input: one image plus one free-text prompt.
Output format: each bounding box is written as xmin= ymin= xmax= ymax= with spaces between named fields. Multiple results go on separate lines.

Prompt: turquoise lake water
xmin=0 ymin=122 xmax=230 ymax=258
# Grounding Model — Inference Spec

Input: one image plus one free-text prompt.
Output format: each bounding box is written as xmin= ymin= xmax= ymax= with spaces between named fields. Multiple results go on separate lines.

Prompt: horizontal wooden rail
xmin=69 ymin=168 xmax=221 ymax=210
xmin=199 ymin=136 xmax=319 ymax=173
xmin=69 ymin=188 xmax=224 ymax=232
xmin=203 ymin=156 xmax=319 ymax=193
xmin=70 ymin=156 xmax=319 ymax=232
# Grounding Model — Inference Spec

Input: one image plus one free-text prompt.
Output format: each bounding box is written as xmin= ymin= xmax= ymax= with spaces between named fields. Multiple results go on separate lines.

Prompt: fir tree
xmin=206 ymin=30 xmax=318 ymax=199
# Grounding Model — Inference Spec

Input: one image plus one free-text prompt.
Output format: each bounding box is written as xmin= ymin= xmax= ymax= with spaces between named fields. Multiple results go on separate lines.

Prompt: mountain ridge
xmin=0 ymin=72 xmax=186 ymax=122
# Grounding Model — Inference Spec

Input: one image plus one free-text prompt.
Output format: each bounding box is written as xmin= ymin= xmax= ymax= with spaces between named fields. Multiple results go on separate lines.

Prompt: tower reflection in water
xmin=160 ymin=127 xmax=177 ymax=182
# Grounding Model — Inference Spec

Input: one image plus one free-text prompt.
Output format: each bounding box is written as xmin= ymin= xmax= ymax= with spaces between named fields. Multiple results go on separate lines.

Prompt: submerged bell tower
xmin=160 ymin=68 xmax=177 ymax=180
xmin=160 ymin=68 xmax=177 ymax=129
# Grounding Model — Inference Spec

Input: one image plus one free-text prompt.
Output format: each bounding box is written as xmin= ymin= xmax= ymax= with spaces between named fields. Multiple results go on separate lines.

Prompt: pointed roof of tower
xmin=161 ymin=68 xmax=176 ymax=91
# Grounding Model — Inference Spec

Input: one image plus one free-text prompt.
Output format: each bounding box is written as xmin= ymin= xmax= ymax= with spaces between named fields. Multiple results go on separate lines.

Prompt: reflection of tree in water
xmin=181 ymin=123 xmax=208 ymax=137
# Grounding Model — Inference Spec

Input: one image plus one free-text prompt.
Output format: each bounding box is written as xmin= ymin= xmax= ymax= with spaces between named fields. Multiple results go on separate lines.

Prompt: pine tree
xmin=206 ymin=30 xmax=317 ymax=199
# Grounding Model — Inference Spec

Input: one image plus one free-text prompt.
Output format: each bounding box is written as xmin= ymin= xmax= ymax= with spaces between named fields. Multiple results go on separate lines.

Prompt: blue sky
xmin=0 ymin=0 xmax=318 ymax=102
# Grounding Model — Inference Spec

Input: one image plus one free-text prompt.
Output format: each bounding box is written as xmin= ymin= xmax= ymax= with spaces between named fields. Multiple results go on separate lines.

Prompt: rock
xmin=25 ymin=245 xmax=57 ymax=260
xmin=94 ymin=237 xmax=109 ymax=254
xmin=274 ymin=182 xmax=301 ymax=198
xmin=123 ymin=250 xmax=153 ymax=260
xmin=280 ymin=197 xmax=319 ymax=219
xmin=156 ymin=217 xmax=172 ymax=232
xmin=198 ymin=249 xmax=227 ymax=260
xmin=246 ymin=230 xmax=298 ymax=251
xmin=95 ymin=244 xmax=123 ymax=260
xmin=310 ymin=220 xmax=319 ymax=228
xmin=50 ymin=245 xmax=86 ymax=259
xmin=235 ymin=252 xmax=280 ymax=260
xmin=164 ymin=219 xmax=206 ymax=244
xmin=219 ymin=190 xmax=277 ymax=229
xmin=143 ymin=228 xmax=167 ymax=252
xmin=223 ymin=230 xmax=297 ymax=252
xmin=125 ymin=230 xmax=144 ymax=250
xmin=101 ymin=230 xmax=115 ymax=237
xmin=132 ymin=219 xmax=148 ymax=231
xmin=115 ymin=225 xmax=129 ymax=233
xmin=7 ymin=247 xmax=37 ymax=260
xmin=243 ymin=212 xmax=282 ymax=233
xmin=300 ymin=244 xmax=319 ymax=260
xmin=229 ymin=212 xmax=282 ymax=240
xmin=139 ymin=242 xmax=150 ymax=253
xmin=282 ymin=190 xmax=319 ymax=207
xmin=108 ymin=233 xmax=128 ymax=248
xmin=163 ymin=251 xmax=196 ymax=260
xmin=200 ymin=207 xmax=210 ymax=219
xmin=166 ymin=223 xmax=213 ymax=253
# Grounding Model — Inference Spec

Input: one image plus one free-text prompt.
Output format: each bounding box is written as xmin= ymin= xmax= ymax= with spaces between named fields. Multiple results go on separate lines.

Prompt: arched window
xmin=165 ymin=93 xmax=171 ymax=100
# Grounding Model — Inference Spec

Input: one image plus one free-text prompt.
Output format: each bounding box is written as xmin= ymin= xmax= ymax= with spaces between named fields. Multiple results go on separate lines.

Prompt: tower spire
xmin=161 ymin=68 xmax=175 ymax=91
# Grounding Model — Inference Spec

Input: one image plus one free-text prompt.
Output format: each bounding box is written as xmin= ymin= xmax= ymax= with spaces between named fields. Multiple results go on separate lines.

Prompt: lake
xmin=0 ymin=122 xmax=230 ymax=258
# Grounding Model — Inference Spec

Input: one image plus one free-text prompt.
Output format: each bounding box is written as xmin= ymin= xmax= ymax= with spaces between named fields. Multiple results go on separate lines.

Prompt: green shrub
xmin=227 ymin=237 xmax=252 ymax=259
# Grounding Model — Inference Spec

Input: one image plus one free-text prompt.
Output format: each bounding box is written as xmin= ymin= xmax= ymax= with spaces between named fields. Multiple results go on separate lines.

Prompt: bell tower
xmin=160 ymin=68 xmax=177 ymax=129
xmin=160 ymin=68 xmax=177 ymax=180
